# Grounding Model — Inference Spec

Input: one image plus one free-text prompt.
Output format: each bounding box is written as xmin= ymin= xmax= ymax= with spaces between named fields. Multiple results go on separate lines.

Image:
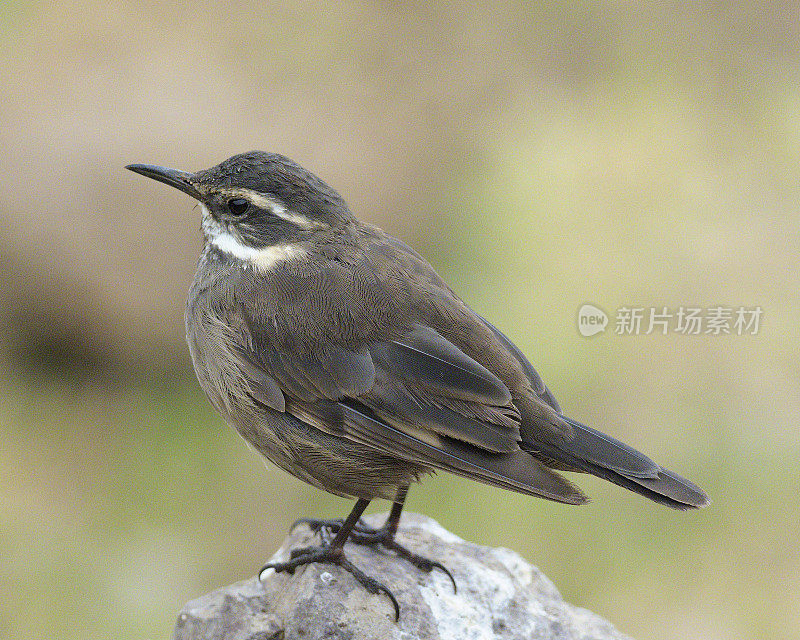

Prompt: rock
xmin=172 ymin=513 xmax=632 ymax=640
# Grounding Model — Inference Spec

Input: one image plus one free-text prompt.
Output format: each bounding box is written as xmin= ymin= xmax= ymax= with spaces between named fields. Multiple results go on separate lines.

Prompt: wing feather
xmin=243 ymin=310 xmax=521 ymax=452
xmin=289 ymin=398 xmax=586 ymax=504
xmin=362 ymin=372 xmax=519 ymax=452
xmin=371 ymin=323 xmax=512 ymax=406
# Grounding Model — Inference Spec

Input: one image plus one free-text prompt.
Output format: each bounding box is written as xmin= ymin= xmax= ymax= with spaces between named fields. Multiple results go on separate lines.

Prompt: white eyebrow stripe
xmin=226 ymin=188 xmax=327 ymax=230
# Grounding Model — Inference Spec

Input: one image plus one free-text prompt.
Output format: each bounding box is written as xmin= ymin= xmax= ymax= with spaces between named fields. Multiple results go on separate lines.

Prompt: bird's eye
xmin=227 ymin=198 xmax=249 ymax=217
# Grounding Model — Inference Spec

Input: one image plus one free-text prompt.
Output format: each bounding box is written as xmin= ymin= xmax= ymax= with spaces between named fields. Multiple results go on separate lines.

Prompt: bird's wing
xmin=188 ymin=303 xmax=375 ymax=415
xmin=228 ymin=308 xmax=582 ymax=503
xmin=289 ymin=397 xmax=587 ymax=505
xmin=237 ymin=297 xmax=524 ymax=453
xmin=358 ymin=232 xmax=574 ymax=447
xmin=363 ymin=323 xmax=522 ymax=453
xmin=233 ymin=333 xmax=376 ymax=405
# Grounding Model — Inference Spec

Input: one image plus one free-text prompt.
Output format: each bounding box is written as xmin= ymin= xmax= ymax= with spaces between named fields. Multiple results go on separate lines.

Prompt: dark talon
xmin=291 ymin=517 xmax=389 ymax=547
xmin=351 ymin=520 xmax=380 ymax=536
xmin=430 ymin=561 xmax=457 ymax=592
xmin=290 ymin=489 xmax=457 ymax=594
xmin=289 ymin=545 xmax=318 ymax=559
xmin=291 ymin=517 xmax=381 ymax=540
xmin=339 ymin=555 xmax=400 ymax=621
xmin=376 ymin=537 xmax=457 ymax=592
xmin=263 ymin=499 xmax=401 ymax=618
xmin=260 ymin=544 xmax=399 ymax=620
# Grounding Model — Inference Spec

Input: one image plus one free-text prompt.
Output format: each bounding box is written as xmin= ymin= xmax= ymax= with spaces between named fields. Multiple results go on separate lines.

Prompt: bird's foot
xmin=291 ymin=516 xmax=456 ymax=591
xmin=349 ymin=526 xmax=457 ymax=592
xmin=260 ymin=544 xmax=400 ymax=620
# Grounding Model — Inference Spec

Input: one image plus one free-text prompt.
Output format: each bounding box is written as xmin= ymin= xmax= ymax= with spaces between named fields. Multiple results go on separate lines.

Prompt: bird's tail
xmin=525 ymin=416 xmax=709 ymax=510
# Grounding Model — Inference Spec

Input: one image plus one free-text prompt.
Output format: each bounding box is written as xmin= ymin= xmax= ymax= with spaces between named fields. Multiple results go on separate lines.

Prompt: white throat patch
xmin=200 ymin=204 xmax=307 ymax=272
xmin=212 ymin=232 xmax=307 ymax=272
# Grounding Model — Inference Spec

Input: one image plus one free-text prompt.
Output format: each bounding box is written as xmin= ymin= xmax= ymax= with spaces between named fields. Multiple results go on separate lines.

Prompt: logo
xmin=578 ymin=304 xmax=608 ymax=337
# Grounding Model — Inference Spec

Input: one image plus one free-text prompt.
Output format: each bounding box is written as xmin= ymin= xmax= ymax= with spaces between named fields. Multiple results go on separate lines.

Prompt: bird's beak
xmin=125 ymin=163 xmax=203 ymax=200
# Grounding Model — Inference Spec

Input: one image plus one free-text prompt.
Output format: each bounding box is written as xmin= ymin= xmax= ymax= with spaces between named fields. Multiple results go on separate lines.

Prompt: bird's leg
xmin=261 ymin=498 xmax=400 ymax=620
xmin=287 ymin=488 xmax=455 ymax=591
xmin=292 ymin=487 xmax=405 ymax=538
xmin=289 ymin=494 xmax=396 ymax=540
xmin=348 ymin=486 xmax=456 ymax=591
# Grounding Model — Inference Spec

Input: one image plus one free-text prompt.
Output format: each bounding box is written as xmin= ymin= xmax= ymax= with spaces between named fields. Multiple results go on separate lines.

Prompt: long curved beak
xmin=125 ymin=163 xmax=203 ymax=200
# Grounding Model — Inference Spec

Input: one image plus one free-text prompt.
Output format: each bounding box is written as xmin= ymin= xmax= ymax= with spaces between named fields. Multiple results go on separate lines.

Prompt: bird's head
xmin=127 ymin=151 xmax=353 ymax=266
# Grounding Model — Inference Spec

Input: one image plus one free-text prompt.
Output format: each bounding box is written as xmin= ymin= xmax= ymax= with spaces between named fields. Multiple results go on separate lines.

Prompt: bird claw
xmin=293 ymin=518 xmax=457 ymax=593
xmin=285 ymin=514 xmax=457 ymax=598
xmin=350 ymin=531 xmax=457 ymax=593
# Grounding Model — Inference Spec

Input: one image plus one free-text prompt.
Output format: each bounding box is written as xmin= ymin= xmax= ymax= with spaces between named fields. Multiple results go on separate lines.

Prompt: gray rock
xmin=173 ymin=513 xmax=632 ymax=640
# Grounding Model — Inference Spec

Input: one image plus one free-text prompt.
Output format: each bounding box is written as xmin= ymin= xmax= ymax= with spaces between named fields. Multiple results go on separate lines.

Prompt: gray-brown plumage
xmin=126 ymin=151 xmax=708 ymax=618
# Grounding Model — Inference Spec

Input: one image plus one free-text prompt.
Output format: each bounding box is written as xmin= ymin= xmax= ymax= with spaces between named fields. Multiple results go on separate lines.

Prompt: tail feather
xmin=527 ymin=415 xmax=709 ymax=510
xmin=559 ymin=416 xmax=660 ymax=479
xmin=633 ymin=466 xmax=709 ymax=507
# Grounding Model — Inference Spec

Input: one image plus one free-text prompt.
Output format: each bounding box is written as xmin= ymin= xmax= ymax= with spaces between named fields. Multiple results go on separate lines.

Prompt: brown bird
xmin=126 ymin=152 xmax=708 ymax=618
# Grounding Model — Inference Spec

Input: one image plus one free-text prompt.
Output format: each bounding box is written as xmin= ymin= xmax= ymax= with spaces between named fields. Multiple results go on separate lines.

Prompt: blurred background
xmin=1 ymin=2 xmax=798 ymax=639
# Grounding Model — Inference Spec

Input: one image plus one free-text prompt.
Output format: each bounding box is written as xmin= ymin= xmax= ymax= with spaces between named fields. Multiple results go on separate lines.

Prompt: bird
xmin=126 ymin=151 xmax=708 ymax=619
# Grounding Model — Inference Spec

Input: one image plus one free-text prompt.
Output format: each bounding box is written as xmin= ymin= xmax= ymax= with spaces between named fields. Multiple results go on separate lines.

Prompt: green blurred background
xmin=1 ymin=3 xmax=798 ymax=639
